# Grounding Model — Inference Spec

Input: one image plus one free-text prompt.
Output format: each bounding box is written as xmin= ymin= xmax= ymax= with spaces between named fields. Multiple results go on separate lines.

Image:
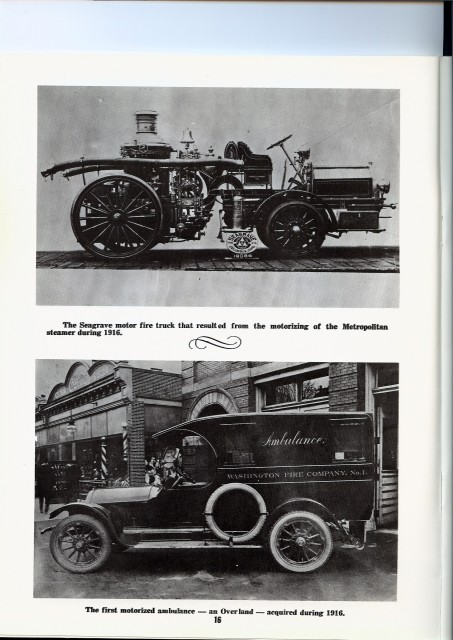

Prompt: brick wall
xmin=129 ymin=368 xmax=182 ymax=486
xmin=328 ymin=363 xmax=366 ymax=412
xmin=182 ymin=376 xmax=256 ymax=419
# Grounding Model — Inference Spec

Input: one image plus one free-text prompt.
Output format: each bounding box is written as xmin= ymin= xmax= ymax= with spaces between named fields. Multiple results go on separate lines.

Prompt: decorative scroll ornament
xmin=189 ymin=336 xmax=242 ymax=350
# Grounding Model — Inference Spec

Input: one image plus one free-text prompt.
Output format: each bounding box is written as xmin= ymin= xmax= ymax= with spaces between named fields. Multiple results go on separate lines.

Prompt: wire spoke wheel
xmin=50 ymin=514 xmax=112 ymax=573
xmin=71 ymin=175 xmax=162 ymax=259
xmin=268 ymin=511 xmax=333 ymax=573
xmin=264 ymin=201 xmax=325 ymax=257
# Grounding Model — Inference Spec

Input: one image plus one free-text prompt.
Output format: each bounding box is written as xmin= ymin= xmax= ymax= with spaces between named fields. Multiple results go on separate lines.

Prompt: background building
xmin=35 ymin=361 xmax=181 ymax=493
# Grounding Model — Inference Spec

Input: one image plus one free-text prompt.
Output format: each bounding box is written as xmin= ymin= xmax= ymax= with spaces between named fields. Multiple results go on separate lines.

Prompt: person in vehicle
xmin=161 ymin=447 xmax=183 ymax=487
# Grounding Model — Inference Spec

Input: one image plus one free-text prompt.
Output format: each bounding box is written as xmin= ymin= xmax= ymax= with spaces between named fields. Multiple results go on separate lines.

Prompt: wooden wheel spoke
xmin=90 ymin=223 xmax=111 ymax=244
xmin=78 ymin=216 xmax=109 ymax=221
xmin=125 ymin=223 xmax=146 ymax=243
xmin=83 ymin=549 xmax=96 ymax=561
xmin=126 ymin=202 xmax=153 ymax=216
xmin=127 ymin=219 xmax=155 ymax=232
xmin=113 ymin=185 xmax=121 ymax=209
xmin=61 ymin=531 xmax=77 ymax=542
xmin=80 ymin=220 xmax=110 ymax=234
xmin=102 ymin=190 xmax=116 ymax=211
xmin=90 ymin=192 xmax=113 ymax=212
xmin=102 ymin=224 xmax=116 ymax=250
xmin=301 ymin=547 xmax=311 ymax=562
xmin=122 ymin=189 xmax=142 ymax=213
xmin=81 ymin=204 xmax=110 ymax=216
xmin=119 ymin=182 xmax=134 ymax=210
xmin=305 ymin=533 xmax=321 ymax=541
xmin=128 ymin=214 xmax=157 ymax=219
xmin=120 ymin=225 xmax=134 ymax=247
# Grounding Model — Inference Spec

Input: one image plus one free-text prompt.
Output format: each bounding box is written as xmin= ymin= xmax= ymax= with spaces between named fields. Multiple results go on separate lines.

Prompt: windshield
xmin=149 ymin=429 xmax=217 ymax=487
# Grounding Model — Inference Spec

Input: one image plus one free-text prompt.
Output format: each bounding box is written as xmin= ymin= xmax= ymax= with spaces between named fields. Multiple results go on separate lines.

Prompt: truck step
xmin=123 ymin=527 xmax=206 ymax=541
xmin=130 ymin=540 xmax=263 ymax=550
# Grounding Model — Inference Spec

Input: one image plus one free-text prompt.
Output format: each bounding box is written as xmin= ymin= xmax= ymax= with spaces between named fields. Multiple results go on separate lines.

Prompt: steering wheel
xmin=267 ymin=134 xmax=293 ymax=150
xmin=175 ymin=466 xmax=196 ymax=484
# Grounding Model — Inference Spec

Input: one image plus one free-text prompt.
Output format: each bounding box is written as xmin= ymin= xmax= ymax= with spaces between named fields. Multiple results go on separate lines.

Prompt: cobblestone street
xmin=36 ymin=247 xmax=399 ymax=272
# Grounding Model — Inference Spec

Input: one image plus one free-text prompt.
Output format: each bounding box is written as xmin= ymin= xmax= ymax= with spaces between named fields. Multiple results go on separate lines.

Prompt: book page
xmin=0 ymin=53 xmax=441 ymax=639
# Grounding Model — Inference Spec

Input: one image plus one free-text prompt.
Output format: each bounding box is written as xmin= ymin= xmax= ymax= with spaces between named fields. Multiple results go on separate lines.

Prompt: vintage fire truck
xmin=41 ymin=111 xmax=396 ymax=260
xmin=44 ymin=412 xmax=375 ymax=574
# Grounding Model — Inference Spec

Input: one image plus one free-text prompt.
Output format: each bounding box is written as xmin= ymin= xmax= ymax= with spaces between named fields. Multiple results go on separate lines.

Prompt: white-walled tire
xmin=205 ymin=483 xmax=267 ymax=543
xmin=268 ymin=511 xmax=333 ymax=573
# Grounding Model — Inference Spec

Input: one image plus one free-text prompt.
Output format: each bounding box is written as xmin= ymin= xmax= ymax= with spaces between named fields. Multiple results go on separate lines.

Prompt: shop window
xmin=263 ymin=370 xmax=329 ymax=408
xmin=75 ymin=435 xmax=123 ymax=481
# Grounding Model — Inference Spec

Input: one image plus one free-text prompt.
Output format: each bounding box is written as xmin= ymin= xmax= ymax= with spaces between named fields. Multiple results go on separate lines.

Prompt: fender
xmin=267 ymin=497 xmax=347 ymax=539
xmin=254 ymin=189 xmax=337 ymax=232
xmin=48 ymin=502 xmax=126 ymax=547
xmin=203 ymin=174 xmax=244 ymax=214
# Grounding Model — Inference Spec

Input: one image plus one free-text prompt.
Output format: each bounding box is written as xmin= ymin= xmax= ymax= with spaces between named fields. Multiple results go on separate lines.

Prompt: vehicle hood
xmin=86 ymin=486 xmax=155 ymax=505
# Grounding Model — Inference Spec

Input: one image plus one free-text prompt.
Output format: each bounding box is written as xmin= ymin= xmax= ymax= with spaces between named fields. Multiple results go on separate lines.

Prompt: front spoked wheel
xmin=264 ymin=201 xmax=325 ymax=257
xmin=50 ymin=514 xmax=112 ymax=573
xmin=71 ymin=175 xmax=163 ymax=259
xmin=268 ymin=511 xmax=333 ymax=573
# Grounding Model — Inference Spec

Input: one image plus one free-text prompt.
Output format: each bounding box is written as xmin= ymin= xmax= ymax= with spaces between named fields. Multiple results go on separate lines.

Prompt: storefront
xmin=35 ymin=361 xmax=182 ymax=491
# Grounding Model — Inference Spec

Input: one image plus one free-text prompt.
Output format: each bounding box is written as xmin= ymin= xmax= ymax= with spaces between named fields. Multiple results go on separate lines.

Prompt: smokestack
xmin=121 ymin=110 xmax=173 ymax=159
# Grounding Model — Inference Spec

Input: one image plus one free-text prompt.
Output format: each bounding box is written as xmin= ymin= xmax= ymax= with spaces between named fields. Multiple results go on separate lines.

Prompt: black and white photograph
xmin=37 ymin=86 xmax=399 ymax=307
xmin=35 ymin=360 xmax=398 ymax=601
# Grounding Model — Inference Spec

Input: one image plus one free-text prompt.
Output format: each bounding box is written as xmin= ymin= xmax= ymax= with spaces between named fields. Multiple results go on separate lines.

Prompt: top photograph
xmin=36 ymin=86 xmax=399 ymax=307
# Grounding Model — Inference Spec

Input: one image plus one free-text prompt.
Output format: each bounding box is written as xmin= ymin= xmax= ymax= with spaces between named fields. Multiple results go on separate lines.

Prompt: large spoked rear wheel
xmin=268 ymin=511 xmax=333 ymax=573
xmin=50 ymin=514 xmax=112 ymax=573
xmin=263 ymin=201 xmax=325 ymax=257
xmin=71 ymin=175 xmax=163 ymax=259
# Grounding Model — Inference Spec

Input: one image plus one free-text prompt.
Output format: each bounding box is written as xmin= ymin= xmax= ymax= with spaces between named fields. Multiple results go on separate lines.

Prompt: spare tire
xmin=204 ymin=483 xmax=267 ymax=543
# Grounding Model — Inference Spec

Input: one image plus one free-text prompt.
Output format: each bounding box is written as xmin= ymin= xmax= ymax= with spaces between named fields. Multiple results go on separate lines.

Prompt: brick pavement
xmin=36 ymin=247 xmax=399 ymax=272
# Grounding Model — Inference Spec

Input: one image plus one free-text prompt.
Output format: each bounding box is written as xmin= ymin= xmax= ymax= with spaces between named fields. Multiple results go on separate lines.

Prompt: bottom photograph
xmin=35 ymin=360 xmax=398 ymax=601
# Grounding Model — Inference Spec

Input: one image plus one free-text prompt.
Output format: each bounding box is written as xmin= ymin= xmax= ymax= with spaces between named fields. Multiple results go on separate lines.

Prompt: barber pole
xmin=122 ymin=422 xmax=128 ymax=463
xmin=101 ymin=437 xmax=108 ymax=481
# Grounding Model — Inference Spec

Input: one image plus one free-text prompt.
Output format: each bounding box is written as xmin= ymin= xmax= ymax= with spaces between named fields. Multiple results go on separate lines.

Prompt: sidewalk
xmin=34 ymin=499 xmax=66 ymax=523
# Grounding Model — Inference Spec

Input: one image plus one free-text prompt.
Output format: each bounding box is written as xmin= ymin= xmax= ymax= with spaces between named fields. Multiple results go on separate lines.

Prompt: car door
xmin=147 ymin=429 xmax=218 ymax=527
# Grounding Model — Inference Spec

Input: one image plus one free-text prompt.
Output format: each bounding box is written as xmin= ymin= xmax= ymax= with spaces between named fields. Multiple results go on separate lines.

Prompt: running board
xmin=123 ymin=527 xmax=206 ymax=541
xmin=130 ymin=540 xmax=263 ymax=550
xmin=124 ymin=527 xmax=205 ymax=535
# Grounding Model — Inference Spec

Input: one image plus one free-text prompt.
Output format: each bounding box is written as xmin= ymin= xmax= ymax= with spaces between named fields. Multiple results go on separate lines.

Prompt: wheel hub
xmin=294 ymin=535 xmax=306 ymax=547
xmin=111 ymin=210 xmax=125 ymax=223
xmin=291 ymin=224 xmax=301 ymax=235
